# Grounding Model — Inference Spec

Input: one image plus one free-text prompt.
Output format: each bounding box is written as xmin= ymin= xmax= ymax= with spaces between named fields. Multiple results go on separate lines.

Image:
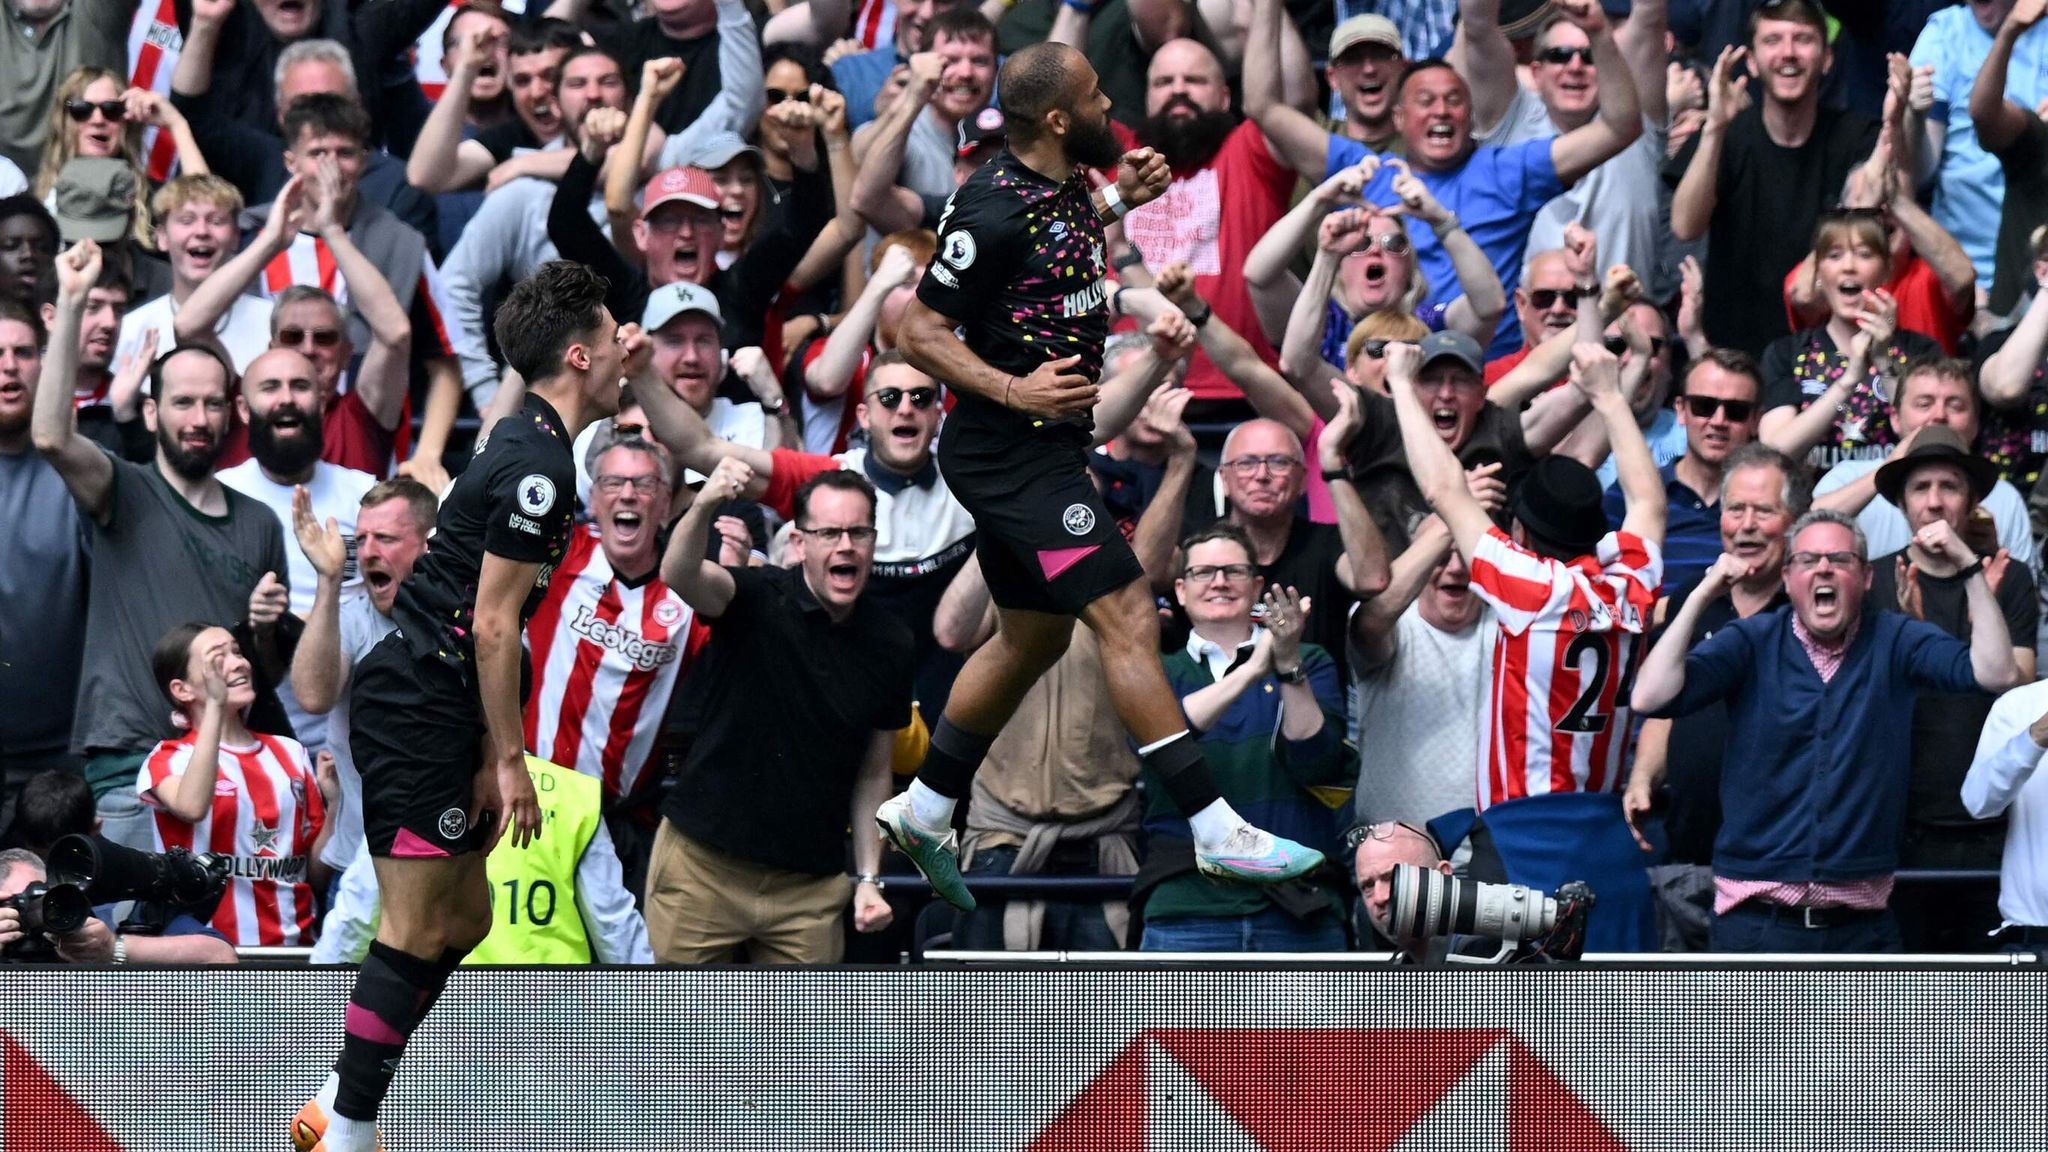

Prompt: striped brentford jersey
xmin=849 ymin=0 xmax=897 ymax=50
xmin=523 ymin=527 xmax=710 ymax=800
xmin=126 ymin=0 xmax=183 ymax=182
xmin=137 ymin=729 xmax=327 ymax=947
xmin=1467 ymin=528 xmax=1662 ymax=810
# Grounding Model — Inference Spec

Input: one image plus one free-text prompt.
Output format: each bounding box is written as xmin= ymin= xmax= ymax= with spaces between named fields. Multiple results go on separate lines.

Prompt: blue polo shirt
xmin=1327 ymin=135 xmax=1563 ymax=359
xmin=1603 ymin=460 xmax=1718 ymax=594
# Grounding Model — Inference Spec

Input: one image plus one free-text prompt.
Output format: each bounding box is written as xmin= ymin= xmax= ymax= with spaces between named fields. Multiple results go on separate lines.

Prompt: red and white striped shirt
xmin=1467 ymin=528 xmax=1662 ymax=811
xmin=137 ymin=729 xmax=326 ymax=947
xmin=850 ymin=0 xmax=897 ymax=51
xmin=524 ymin=527 xmax=710 ymax=801
xmin=126 ymin=0 xmax=183 ymax=182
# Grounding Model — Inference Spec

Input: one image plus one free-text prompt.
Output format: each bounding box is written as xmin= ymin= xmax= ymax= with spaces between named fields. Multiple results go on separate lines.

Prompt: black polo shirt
xmin=662 ymin=564 xmax=914 ymax=876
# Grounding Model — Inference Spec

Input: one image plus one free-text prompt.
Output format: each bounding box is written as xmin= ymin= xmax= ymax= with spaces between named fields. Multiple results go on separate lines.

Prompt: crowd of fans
xmin=11 ymin=0 xmax=2048 ymax=964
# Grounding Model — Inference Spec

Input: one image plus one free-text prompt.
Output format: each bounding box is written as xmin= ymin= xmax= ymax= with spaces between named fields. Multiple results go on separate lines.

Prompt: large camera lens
xmin=12 ymin=882 xmax=92 ymax=936
xmin=1386 ymin=863 xmax=1558 ymax=943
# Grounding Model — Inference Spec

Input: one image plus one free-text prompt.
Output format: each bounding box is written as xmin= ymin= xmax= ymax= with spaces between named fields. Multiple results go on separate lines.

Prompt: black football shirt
xmin=916 ymin=149 xmax=1111 ymax=435
xmin=392 ymin=393 xmax=577 ymax=670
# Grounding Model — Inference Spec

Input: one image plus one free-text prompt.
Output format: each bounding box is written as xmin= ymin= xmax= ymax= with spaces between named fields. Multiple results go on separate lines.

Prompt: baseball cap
xmin=1417 ymin=330 xmax=1484 ymax=375
xmin=1513 ymin=455 xmax=1608 ymax=557
xmin=1329 ymin=14 xmax=1402 ymax=60
xmin=641 ymin=166 xmax=720 ymax=218
xmin=679 ymin=130 xmax=762 ymax=172
xmin=53 ymin=157 xmax=136 ymax=243
xmin=641 ymin=281 xmax=724 ymax=331
xmin=957 ymin=107 xmax=1006 ymax=159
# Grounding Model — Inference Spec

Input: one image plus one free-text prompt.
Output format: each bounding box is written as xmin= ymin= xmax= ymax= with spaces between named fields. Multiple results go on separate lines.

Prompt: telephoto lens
xmin=1385 ymin=863 xmax=1559 ymax=943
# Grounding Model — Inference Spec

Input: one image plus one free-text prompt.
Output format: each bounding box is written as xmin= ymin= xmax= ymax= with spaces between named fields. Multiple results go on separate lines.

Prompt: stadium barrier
xmin=5 ymin=962 xmax=2046 ymax=1150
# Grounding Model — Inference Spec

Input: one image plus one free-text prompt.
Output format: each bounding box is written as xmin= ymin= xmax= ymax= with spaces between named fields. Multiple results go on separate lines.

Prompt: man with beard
xmin=1110 ymin=37 xmax=1300 ymax=402
xmin=832 ymin=0 xmax=967 ymax=132
xmin=1636 ymin=508 xmax=2020 ymax=953
xmin=1668 ymin=0 xmax=1884 ymax=355
xmin=290 ymin=476 xmax=436 ymax=881
xmin=294 ymin=261 xmax=627 ymax=1152
xmin=1624 ymin=443 xmax=1801 ymax=950
xmin=117 ymin=176 xmax=274 ymax=375
xmin=29 ymin=239 xmax=289 ymax=841
xmin=184 ymin=172 xmax=411 ymax=478
xmin=1601 ymin=348 xmax=1764 ymax=593
xmin=872 ymin=43 xmax=1323 ymax=912
xmin=0 ymin=299 xmax=90 ymax=846
xmin=1244 ymin=0 xmax=1643 ymax=359
xmin=218 ymin=347 xmax=378 ymax=750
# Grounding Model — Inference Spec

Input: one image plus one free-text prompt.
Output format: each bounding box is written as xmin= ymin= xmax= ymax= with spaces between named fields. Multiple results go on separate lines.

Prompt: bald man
xmin=218 ymin=346 xmax=380 ymax=750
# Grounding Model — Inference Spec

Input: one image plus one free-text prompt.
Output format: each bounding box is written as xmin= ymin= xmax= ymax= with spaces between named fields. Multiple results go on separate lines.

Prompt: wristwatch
xmin=761 ymin=395 xmax=787 ymax=415
xmin=111 ymin=935 xmax=128 ymax=966
xmin=1274 ymin=665 xmax=1306 ymax=685
xmin=1957 ymin=556 xmax=1987 ymax=581
xmin=854 ymin=874 xmax=887 ymax=889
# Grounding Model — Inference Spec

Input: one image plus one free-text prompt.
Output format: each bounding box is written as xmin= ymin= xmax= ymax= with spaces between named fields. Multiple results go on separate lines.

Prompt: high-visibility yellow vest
xmin=466 ymin=756 xmax=602 ymax=965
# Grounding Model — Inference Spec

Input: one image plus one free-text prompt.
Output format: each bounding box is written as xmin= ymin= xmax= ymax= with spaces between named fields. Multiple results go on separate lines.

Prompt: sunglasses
xmin=1364 ymin=231 xmax=1411 ymax=256
xmin=1683 ymin=395 xmax=1756 ymax=421
xmin=1527 ymin=287 xmax=1591 ymax=310
xmin=1535 ymin=46 xmax=1595 ymax=67
xmin=277 ymin=326 xmax=344 ymax=348
xmin=65 ymin=99 xmax=127 ymax=123
xmin=1342 ymin=820 xmax=1443 ymax=859
xmin=765 ymin=87 xmax=811 ymax=105
xmin=1602 ymin=335 xmax=1668 ymax=356
xmin=873 ymin=386 xmax=938 ymax=410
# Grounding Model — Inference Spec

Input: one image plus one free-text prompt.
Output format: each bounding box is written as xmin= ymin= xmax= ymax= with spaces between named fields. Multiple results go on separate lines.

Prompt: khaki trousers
xmin=644 ymin=820 xmax=849 ymax=964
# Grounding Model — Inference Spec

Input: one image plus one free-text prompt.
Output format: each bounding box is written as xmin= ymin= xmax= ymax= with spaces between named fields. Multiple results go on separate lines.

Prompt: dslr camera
xmin=1 ymin=881 xmax=94 ymax=960
xmin=1385 ymin=863 xmax=1596 ymax=964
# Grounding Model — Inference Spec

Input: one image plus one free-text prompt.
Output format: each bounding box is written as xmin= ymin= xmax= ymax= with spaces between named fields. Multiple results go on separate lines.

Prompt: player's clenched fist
xmin=1117 ymin=148 xmax=1170 ymax=210
xmin=1005 ymin=354 xmax=1097 ymax=420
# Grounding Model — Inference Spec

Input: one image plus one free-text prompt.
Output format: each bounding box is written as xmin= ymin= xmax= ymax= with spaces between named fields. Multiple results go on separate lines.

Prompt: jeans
xmin=95 ymin=788 xmax=156 ymax=852
xmin=952 ymin=845 xmax=1126 ymax=952
xmin=1710 ymin=902 xmax=1903 ymax=954
xmin=1140 ymin=905 xmax=1347 ymax=953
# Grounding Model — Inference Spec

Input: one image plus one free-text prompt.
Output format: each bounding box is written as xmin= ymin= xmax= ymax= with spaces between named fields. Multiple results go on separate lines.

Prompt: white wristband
xmin=1100 ymin=184 xmax=1127 ymax=220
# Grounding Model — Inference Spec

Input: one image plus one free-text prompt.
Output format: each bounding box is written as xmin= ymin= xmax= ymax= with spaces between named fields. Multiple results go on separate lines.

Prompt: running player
xmin=874 ymin=42 xmax=1324 ymax=911
xmin=294 ymin=262 xmax=632 ymax=1152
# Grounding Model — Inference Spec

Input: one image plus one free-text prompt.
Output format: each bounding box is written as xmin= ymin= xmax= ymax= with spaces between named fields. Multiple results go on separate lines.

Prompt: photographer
xmin=0 ymin=848 xmax=236 ymax=965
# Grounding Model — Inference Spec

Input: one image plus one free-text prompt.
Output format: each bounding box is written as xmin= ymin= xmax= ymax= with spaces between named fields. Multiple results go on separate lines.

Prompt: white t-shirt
xmin=319 ymin=594 xmax=399 ymax=872
xmin=216 ymin=458 xmax=379 ymax=613
xmin=1349 ymin=600 xmax=1499 ymax=826
xmin=0 ymin=156 xmax=26 ymax=198
xmin=116 ymin=292 xmax=275 ymax=375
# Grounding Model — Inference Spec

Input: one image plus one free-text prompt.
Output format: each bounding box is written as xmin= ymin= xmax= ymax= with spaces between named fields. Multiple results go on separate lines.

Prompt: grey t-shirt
xmin=0 ymin=448 xmax=90 ymax=757
xmin=73 ymin=453 xmax=287 ymax=757
xmin=1481 ymin=85 xmax=1672 ymax=301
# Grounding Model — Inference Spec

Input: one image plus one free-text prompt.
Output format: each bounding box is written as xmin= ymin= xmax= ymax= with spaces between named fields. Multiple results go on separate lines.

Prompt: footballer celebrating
xmin=295 ymin=262 xmax=633 ymax=1152
xmin=876 ymin=42 xmax=1323 ymax=909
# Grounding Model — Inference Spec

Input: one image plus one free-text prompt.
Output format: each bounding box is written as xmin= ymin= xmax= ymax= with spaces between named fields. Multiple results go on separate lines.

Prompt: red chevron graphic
xmin=2 ymin=1032 xmax=128 ymax=1152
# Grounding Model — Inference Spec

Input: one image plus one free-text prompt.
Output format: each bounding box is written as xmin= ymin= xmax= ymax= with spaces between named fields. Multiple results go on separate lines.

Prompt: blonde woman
xmin=33 ymin=67 xmax=208 ymax=244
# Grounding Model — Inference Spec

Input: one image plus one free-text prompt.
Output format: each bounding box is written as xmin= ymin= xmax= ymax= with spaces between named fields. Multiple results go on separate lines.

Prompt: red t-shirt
xmin=1115 ymin=120 xmax=1296 ymax=402
xmin=1484 ymin=345 xmax=1532 ymax=387
xmin=758 ymin=447 xmax=847 ymax=519
xmin=1780 ymin=252 xmax=1972 ymax=354
xmin=214 ymin=390 xmax=395 ymax=477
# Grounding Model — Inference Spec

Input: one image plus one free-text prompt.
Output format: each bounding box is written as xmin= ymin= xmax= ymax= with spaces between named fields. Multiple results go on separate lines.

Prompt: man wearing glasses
xmin=649 ymin=459 xmax=910 ymax=962
xmin=1601 ymin=348 xmax=1764 ymax=593
xmin=1633 ymin=508 xmax=2021 ymax=953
